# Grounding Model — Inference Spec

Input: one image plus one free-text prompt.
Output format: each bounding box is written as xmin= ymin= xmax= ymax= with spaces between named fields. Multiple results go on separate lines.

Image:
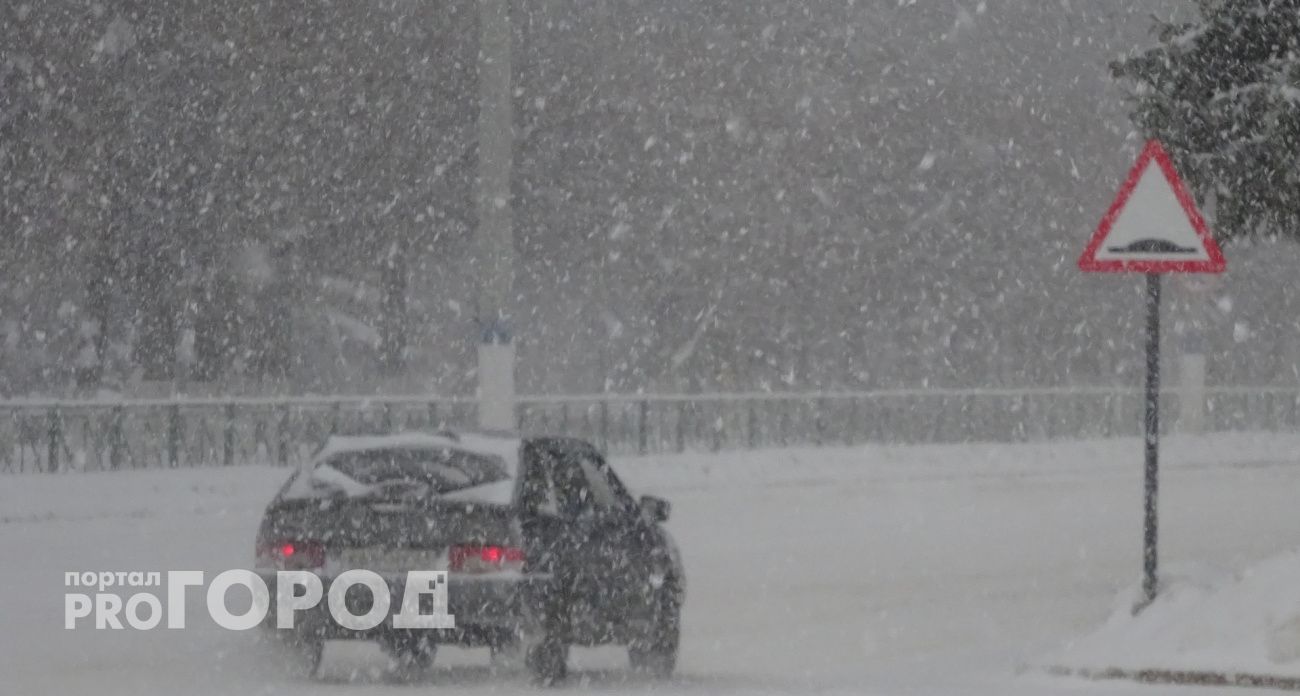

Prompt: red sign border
xmin=1079 ymin=140 xmax=1226 ymax=274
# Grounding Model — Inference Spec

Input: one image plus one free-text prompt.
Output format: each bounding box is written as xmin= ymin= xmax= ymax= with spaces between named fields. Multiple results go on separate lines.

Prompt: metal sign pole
xmin=1079 ymin=141 xmax=1224 ymax=612
xmin=1140 ymin=273 xmax=1162 ymax=610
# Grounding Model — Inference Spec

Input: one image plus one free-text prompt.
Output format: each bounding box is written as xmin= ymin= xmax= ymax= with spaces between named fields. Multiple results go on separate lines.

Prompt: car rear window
xmin=325 ymin=447 xmax=510 ymax=495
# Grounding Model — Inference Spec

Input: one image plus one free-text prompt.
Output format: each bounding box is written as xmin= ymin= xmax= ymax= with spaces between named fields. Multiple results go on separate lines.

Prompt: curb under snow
xmin=1044 ymin=549 xmax=1300 ymax=689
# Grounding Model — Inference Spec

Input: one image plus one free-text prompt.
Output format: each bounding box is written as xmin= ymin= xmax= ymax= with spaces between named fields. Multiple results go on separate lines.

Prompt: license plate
xmin=335 ymin=547 xmax=447 ymax=574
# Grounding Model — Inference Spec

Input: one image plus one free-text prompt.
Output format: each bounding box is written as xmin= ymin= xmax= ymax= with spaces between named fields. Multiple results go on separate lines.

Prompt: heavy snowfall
xmin=5 ymin=1 xmax=1300 ymax=695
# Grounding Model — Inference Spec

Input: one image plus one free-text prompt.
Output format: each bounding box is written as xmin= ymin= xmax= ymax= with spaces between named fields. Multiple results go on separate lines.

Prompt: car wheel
xmin=522 ymin=589 xmax=569 ymax=685
xmin=489 ymin=634 xmax=525 ymax=673
xmin=628 ymin=583 xmax=680 ymax=678
xmin=526 ymin=637 xmax=568 ymax=685
xmin=379 ymin=633 xmax=436 ymax=680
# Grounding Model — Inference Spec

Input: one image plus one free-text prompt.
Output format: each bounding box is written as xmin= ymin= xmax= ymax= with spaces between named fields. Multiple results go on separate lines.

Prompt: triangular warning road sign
xmin=1079 ymin=140 xmax=1225 ymax=274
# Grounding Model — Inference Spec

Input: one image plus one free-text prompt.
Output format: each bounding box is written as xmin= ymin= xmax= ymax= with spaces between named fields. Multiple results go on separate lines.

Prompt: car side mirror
xmin=640 ymin=495 xmax=670 ymax=523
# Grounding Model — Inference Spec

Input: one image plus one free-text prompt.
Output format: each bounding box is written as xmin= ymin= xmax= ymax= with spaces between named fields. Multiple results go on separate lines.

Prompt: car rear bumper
xmin=256 ymin=571 xmax=555 ymax=645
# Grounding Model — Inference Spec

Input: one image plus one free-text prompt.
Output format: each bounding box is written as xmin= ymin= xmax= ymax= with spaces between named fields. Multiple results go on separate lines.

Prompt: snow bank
xmin=1051 ymin=550 xmax=1300 ymax=679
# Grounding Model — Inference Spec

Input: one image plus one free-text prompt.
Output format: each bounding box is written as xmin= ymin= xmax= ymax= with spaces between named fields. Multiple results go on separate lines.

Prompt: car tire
xmin=489 ymin=634 xmax=525 ymax=673
xmin=379 ymin=633 xmax=436 ymax=680
xmin=526 ymin=637 xmax=568 ymax=686
xmin=628 ymin=583 xmax=680 ymax=678
xmin=523 ymin=589 xmax=569 ymax=686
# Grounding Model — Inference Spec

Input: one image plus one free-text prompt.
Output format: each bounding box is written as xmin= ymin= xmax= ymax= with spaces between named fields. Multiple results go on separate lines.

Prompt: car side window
xmin=573 ymin=450 xmax=619 ymax=511
xmin=581 ymin=449 xmax=637 ymax=513
xmin=536 ymin=443 xmax=614 ymax=520
xmin=602 ymin=460 xmax=637 ymax=510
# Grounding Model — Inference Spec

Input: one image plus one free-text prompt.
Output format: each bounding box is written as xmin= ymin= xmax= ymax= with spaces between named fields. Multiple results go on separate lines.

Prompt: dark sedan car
xmin=253 ymin=431 xmax=684 ymax=684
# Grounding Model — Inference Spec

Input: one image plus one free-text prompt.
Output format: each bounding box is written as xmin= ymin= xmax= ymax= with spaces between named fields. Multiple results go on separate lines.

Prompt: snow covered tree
xmin=1113 ymin=0 xmax=1300 ymax=241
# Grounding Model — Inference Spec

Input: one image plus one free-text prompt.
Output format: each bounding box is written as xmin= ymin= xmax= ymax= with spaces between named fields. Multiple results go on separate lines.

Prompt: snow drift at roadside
xmin=1051 ymin=549 xmax=1300 ymax=680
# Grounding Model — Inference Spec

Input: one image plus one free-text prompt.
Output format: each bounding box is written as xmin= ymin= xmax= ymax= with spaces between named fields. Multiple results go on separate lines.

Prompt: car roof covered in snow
xmin=315 ymin=432 xmax=462 ymax=460
xmin=286 ymin=431 xmax=528 ymax=505
xmin=315 ymin=430 xmax=524 ymax=457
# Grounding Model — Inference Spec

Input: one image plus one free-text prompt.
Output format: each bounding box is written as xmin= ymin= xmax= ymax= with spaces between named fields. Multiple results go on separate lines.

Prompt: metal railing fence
xmin=0 ymin=387 xmax=1296 ymax=473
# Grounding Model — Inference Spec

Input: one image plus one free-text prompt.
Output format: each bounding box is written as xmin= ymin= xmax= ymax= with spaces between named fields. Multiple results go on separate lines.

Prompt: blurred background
xmin=4 ymin=0 xmax=1294 ymax=401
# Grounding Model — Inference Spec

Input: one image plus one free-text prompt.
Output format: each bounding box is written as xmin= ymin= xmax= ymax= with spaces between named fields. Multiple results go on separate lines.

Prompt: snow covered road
xmin=3 ymin=433 xmax=1300 ymax=695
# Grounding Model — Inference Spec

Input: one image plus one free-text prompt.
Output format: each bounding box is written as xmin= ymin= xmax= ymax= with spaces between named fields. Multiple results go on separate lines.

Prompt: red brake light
xmin=257 ymin=540 xmax=326 ymax=570
xmin=450 ymin=544 xmax=525 ymax=574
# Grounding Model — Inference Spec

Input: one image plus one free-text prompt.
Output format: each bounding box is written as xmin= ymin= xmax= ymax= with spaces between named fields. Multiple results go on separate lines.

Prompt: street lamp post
xmin=475 ymin=0 xmax=517 ymax=430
